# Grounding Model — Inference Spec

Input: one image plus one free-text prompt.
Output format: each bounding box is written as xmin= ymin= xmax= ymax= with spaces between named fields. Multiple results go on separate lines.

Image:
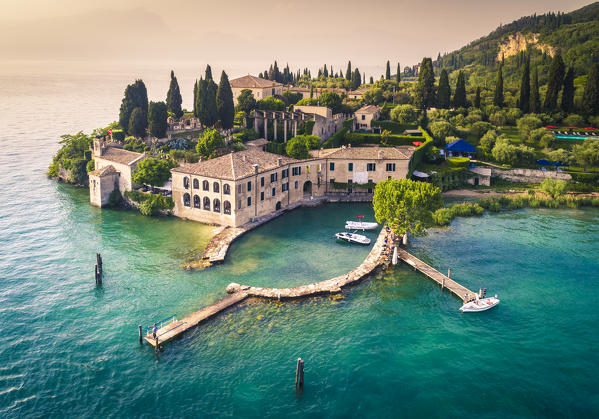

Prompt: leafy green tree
xmin=530 ymin=67 xmax=541 ymax=113
xmin=285 ymin=135 xmax=320 ymax=159
xmin=128 ymin=107 xmax=147 ymax=137
xmin=548 ymin=148 xmax=573 ymax=165
xmin=373 ymin=179 xmax=443 ymax=237
xmin=479 ymin=130 xmax=500 ymax=153
xmin=453 ymin=71 xmax=467 ymax=108
xmin=572 ymin=139 xmax=599 ymax=169
xmin=216 ymin=71 xmax=234 ymax=129
xmin=415 ymin=58 xmax=435 ymax=110
xmin=474 ymin=86 xmax=481 ymax=108
xmin=561 ymin=68 xmax=575 ymax=113
xmin=540 ymin=178 xmax=567 ymax=198
xmin=236 ymin=89 xmax=256 ymax=113
xmin=256 ymin=96 xmax=286 ymax=111
xmin=436 ymin=69 xmax=451 ymax=109
xmin=390 ymin=104 xmax=418 ymax=124
xmin=493 ymin=64 xmax=504 ymax=107
xmin=396 ymin=62 xmax=401 ymax=83
xmin=470 ymin=121 xmax=493 ymax=138
xmin=317 ymin=91 xmax=343 ymax=113
xmin=166 ymin=70 xmax=183 ymax=118
xmin=544 ymin=52 xmax=565 ymax=110
xmin=132 ymin=158 xmax=171 ymax=186
xmin=119 ymin=79 xmax=148 ymax=134
xmin=519 ymin=57 xmax=530 ymax=113
xmin=385 ymin=60 xmax=391 ymax=80
xmin=429 ymin=121 xmax=454 ymax=144
xmin=582 ymin=63 xmax=599 ymax=116
xmin=517 ymin=115 xmax=543 ymax=139
xmin=563 ymin=114 xmax=585 ymax=127
xmin=196 ymin=128 xmax=225 ymax=159
xmin=148 ymin=101 xmax=168 ymax=138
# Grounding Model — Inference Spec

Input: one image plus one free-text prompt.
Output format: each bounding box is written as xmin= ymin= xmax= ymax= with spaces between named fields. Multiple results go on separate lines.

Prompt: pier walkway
xmin=396 ymin=247 xmax=475 ymax=302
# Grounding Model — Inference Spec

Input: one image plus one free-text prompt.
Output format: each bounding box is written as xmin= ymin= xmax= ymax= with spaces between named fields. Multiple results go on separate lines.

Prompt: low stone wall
xmin=491 ymin=167 xmax=571 ymax=183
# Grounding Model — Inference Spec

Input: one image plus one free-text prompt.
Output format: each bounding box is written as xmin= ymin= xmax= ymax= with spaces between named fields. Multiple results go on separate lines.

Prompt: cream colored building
xmin=230 ymin=75 xmax=283 ymax=105
xmin=89 ymin=138 xmax=146 ymax=207
xmin=172 ymin=146 xmax=413 ymax=227
xmin=348 ymin=87 xmax=368 ymax=100
xmin=354 ymin=105 xmax=381 ymax=132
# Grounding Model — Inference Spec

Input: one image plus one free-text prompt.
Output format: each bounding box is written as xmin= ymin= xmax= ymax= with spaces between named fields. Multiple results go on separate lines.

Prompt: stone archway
xmin=275 ymin=201 xmax=282 ymax=211
xmin=303 ymin=181 xmax=312 ymax=197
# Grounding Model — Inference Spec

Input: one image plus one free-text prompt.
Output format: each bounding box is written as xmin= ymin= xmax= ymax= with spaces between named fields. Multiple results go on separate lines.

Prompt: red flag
xmin=108 ymin=128 xmax=112 ymax=135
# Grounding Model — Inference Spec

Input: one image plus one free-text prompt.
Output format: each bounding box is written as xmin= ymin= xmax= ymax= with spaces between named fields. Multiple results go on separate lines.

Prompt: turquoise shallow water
xmin=1 ymin=66 xmax=599 ymax=417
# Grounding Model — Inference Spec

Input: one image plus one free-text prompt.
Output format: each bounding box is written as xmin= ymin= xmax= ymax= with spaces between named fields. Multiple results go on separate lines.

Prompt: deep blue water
xmin=1 ymin=65 xmax=598 ymax=418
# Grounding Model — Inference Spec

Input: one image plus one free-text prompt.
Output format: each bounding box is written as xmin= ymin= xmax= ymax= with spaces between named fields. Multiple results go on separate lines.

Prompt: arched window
xmin=223 ymin=184 xmax=231 ymax=195
xmin=203 ymin=180 xmax=209 ymax=191
xmin=213 ymin=198 xmax=221 ymax=213
xmin=183 ymin=193 xmax=190 ymax=207
xmin=213 ymin=182 xmax=220 ymax=193
xmin=183 ymin=177 xmax=189 ymax=189
xmin=193 ymin=179 xmax=199 ymax=189
xmin=203 ymin=196 xmax=210 ymax=210
xmin=224 ymin=200 xmax=231 ymax=214
xmin=193 ymin=194 xmax=200 ymax=208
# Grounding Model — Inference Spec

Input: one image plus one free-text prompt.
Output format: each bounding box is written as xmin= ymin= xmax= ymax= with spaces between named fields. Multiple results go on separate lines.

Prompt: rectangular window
xmin=330 ymin=178 xmax=335 ymax=184
xmin=294 ymin=181 xmax=298 ymax=189
xmin=292 ymin=167 xmax=302 ymax=176
xmin=238 ymin=200 xmax=241 ymax=209
xmin=282 ymin=169 xmax=288 ymax=179
xmin=247 ymin=197 xmax=251 ymax=207
xmin=261 ymin=177 xmax=265 ymax=187
xmin=247 ymin=181 xmax=252 ymax=192
xmin=386 ymin=163 xmax=396 ymax=171
xmin=238 ymin=184 xmax=242 ymax=193
xmin=282 ymin=182 xmax=289 ymax=192
xmin=367 ymin=163 xmax=376 ymax=171
xmin=272 ymin=187 xmax=276 ymax=197
xmin=348 ymin=162 xmax=353 ymax=172
xmin=260 ymin=191 xmax=264 ymax=201
xmin=361 ymin=115 xmax=365 ymax=120
xmin=270 ymin=173 xmax=278 ymax=183
xmin=329 ymin=162 xmax=335 ymax=171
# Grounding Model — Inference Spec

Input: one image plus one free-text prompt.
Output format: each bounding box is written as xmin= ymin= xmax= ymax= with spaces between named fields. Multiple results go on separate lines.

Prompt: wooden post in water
xmin=448 ymin=268 xmax=451 ymax=278
xmin=138 ymin=325 xmax=143 ymax=344
xmin=295 ymin=358 xmax=304 ymax=391
xmin=96 ymin=253 xmax=103 ymax=276
xmin=95 ymin=265 xmax=102 ymax=285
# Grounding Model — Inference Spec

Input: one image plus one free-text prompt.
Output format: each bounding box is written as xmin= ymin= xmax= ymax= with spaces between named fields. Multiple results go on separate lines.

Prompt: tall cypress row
xmin=436 ymin=69 xmax=451 ymax=109
xmin=530 ymin=67 xmax=541 ymax=113
xmin=216 ymin=71 xmax=234 ymax=130
xmin=453 ymin=71 xmax=467 ymax=108
xmin=561 ymin=67 xmax=575 ymax=113
xmin=519 ymin=58 xmax=530 ymax=113
xmin=543 ymin=52 xmax=565 ymax=110
xmin=582 ymin=63 xmax=599 ymax=116
xmin=493 ymin=64 xmax=504 ymax=107
xmin=193 ymin=79 xmax=198 ymax=117
xmin=166 ymin=70 xmax=183 ymax=118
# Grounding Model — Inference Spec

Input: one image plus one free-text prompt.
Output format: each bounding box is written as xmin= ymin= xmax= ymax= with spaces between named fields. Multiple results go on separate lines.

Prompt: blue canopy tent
xmin=536 ymin=159 xmax=551 ymax=166
xmin=446 ymin=139 xmax=476 ymax=158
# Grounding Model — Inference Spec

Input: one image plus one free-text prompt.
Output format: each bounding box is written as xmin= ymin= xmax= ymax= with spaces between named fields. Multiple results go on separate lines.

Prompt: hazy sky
xmin=0 ymin=0 xmax=591 ymax=76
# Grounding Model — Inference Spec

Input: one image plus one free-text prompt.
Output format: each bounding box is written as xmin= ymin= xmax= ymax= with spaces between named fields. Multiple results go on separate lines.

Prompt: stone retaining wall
xmin=490 ymin=167 xmax=571 ymax=183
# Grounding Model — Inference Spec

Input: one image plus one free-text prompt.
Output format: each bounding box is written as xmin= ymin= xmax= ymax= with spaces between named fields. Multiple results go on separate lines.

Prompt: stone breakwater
xmin=185 ymin=194 xmax=374 ymax=269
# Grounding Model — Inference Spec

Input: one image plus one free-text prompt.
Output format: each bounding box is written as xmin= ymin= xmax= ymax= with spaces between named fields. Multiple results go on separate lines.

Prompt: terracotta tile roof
xmin=348 ymin=88 xmax=368 ymax=95
xmin=172 ymin=149 xmax=299 ymax=180
xmin=310 ymin=146 xmax=413 ymax=160
xmin=246 ymin=138 xmax=269 ymax=146
xmin=230 ymin=75 xmax=283 ymax=89
xmin=91 ymin=165 xmax=117 ymax=177
xmin=98 ymin=147 xmax=145 ymax=165
xmin=355 ymin=105 xmax=381 ymax=114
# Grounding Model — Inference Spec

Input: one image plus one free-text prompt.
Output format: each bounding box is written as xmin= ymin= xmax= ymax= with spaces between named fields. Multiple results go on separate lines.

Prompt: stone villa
xmin=230 ymin=75 xmax=283 ymax=105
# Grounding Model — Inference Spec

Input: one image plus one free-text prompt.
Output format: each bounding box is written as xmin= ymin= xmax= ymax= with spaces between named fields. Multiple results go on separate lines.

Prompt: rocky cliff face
xmin=496 ymin=32 xmax=555 ymax=62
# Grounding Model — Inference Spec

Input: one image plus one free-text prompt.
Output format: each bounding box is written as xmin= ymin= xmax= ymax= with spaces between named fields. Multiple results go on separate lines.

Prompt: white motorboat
xmin=345 ymin=221 xmax=379 ymax=230
xmin=460 ymin=289 xmax=500 ymax=312
xmin=335 ymin=232 xmax=371 ymax=245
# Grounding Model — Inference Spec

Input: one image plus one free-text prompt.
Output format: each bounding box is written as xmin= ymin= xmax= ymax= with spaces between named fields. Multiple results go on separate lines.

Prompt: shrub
xmin=517 ymin=115 xmax=543 ymax=139
xmin=563 ymin=114 xmax=585 ymax=128
xmin=540 ymin=178 xmax=568 ymax=198
xmin=429 ymin=121 xmax=454 ymax=144
xmin=139 ymin=194 xmax=175 ymax=216
xmin=446 ymin=156 xmax=470 ymax=168
xmin=432 ymin=208 xmax=453 ymax=226
xmin=539 ymin=133 xmax=556 ymax=148
xmin=86 ymin=160 xmax=95 ymax=173
xmin=390 ymin=104 xmax=418 ymax=124
xmin=489 ymin=111 xmax=507 ymax=126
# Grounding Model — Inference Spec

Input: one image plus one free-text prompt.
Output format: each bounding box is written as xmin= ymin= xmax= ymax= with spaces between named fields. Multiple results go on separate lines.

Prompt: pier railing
xmin=146 ymin=315 xmax=177 ymax=336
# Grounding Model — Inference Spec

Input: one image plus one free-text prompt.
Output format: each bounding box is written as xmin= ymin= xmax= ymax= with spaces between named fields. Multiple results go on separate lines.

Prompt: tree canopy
xmin=196 ymin=128 xmax=225 ymax=159
xmin=128 ymin=107 xmax=147 ymax=138
xmin=216 ymin=71 xmax=234 ymax=130
xmin=132 ymin=158 xmax=171 ymax=187
xmin=119 ymin=79 xmax=148 ymax=135
xmin=148 ymin=101 xmax=168 ymax=138
xmin=415 ymin=58 xmax=435 ymax=110
xmin=285 ymin=135 xmax=320 ymax=159
xmin=543 ymin=52 xmax=565 ymax=110
xmin=436 ymin=69 xmax=451 ymax=109
xmin=373 ymin=179 xmax=443 ymax=237
xmin=166 ymin=70 xmax=183 ymax=118
xmin=453 ymin=71 xmax=467 ymax=108
xmin=493 ymin=64 xmax=504 ymax=107
xmin=236 ymin=89 xmax=257 ymax=113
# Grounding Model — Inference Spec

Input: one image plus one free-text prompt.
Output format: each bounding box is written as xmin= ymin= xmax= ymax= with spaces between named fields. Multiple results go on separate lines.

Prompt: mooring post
xmin=96 ymin=253 xmax=102 ymax=276
xmin=448 ymin=268 xmax=451 ymax=278
xmin=155 ymin=337 xmax=159 ymax=353
xmin=295 ymin=358 xmax=304 ymax=391
xmin=139 ymin=325 xmax=143 ymax=344
xmin=442 ymin=277 xmax=445 ymax=290
xmin=95 ymin=264 xmax=102 ymax=285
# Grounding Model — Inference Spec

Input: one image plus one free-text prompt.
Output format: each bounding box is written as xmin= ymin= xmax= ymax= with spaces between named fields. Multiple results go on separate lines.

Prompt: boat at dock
xmin=460 ymin=289 xmax=500 ymax=312
xmin=335 ymin=231 xmax=371 ymax=245
xmin=345 ymin=215 xmax=378 ymax=231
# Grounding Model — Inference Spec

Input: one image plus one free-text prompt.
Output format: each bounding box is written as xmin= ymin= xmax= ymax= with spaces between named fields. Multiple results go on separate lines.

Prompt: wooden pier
xmin=145 ymin=292 xmax=249 ymax=347
xmin=396 ymin=248 xmax=475 ymax=302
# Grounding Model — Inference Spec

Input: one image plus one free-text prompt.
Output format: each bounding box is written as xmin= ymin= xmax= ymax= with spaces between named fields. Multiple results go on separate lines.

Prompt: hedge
xmin=371 ymin=121 xmax=414 ymax=134
xmin=446 ymin=156 xmax=470 ymax=168
xmin=266 ymin=141 xmax=286 ymax=156
xmin=408 ymin=127 xmax=434 ymax=175
xmin=112 ymin=129 xmax=125 ymax=141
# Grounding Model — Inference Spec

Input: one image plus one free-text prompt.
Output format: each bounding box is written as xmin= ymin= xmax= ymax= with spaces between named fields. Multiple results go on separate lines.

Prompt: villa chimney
xmin=253 ymin=164 xmax=259 ymax=174
xmin=277 ymin=157 xmax=283 ymax=166
xmin=348 ymin=143 xmax=352 ymax=148
xmin=242 ymin=155 xmax=247 ymax=162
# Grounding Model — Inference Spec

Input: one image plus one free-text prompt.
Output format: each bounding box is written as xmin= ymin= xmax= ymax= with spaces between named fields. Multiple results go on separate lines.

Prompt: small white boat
xmin=460 ymin=289 xmax=500 ymax=312
xmin=335 ymin=232 xmax=371 ymax=245
xmin=345 ymin=221 xmax=378 ymax=230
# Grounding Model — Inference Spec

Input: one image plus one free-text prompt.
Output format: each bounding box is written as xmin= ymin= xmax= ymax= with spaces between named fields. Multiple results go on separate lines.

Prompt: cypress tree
xmin=544 ymin=52 xmax=565 ymax=110
xmin=453 ymin=71 xmax=467 ymax=108
xmin=216 ymin=71 xmax=234 ymax=130
xmin=385 ymin=60 xmax=391 ymax=80
xmin=369 ymin=76 xmax=374 ymax=84
xmin=415 ymin=57 xmax=435 ymax=110
xmin=193 ymin=79 xmax=198 ymax=117
xmin=119 ymin=79 xmax=148 ymax=134
xmin=493 ymin=64 xmax=504 ymax=107
xmin=352 ymin=68 xmax=361 ymax=89
xmin=582 ymin=63 xmax=599 ymax=116
xmin=474 ymin=86 xmax=481 ymax=108
xmin=436 ymin=69 xmax=451 ymax=109
xmin=205 ymin=64 xmax=213 ymax=81
xmin=396 ymin=63 xmax=401 ymax=83
xmin=530 ymin=67 xmax=541 ymax=113
xmin=166 ymin=70 xmax=183 ymax=118
xmin=128 ymin=107 xmax=147 ymax=138
xmin=346 ymin=61 xmax=352 ymax=80
xmin=323 ymin=64 xmax=328 ymax=78
xmin=561 ymin=67 xmax=575 ymax=113
xmin=148 ymin=101 xmax=168 ymax=138
xmin=519 ymin=57 xmax=530 ymax=113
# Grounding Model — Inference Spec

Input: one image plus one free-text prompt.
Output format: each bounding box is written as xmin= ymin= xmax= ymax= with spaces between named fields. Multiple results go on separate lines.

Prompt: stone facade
xmin=230 ymin=75 xmax=283 ymax=105
xmin=171 ymin=146 xmax=413 ymax=227
xmin=354 ymin=105 xmax=381 ymax=132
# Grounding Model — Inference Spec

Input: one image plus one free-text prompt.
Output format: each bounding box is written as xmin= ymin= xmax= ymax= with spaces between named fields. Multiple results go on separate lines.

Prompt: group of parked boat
xmin=335 ymin=215 xmax=377 ymax=245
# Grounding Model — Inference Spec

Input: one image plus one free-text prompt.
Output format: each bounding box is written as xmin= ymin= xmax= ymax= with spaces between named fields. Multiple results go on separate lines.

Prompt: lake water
xmin=1 ymin=63 xmax=599 ymax=417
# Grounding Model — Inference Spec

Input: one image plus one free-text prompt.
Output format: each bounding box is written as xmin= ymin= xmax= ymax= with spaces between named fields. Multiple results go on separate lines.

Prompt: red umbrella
xmin=584 ymin=127 xmax=597 ymax=130
xmin=566 ymin=126 xmax=578 ymax=129
xmin=545 ymin=125 xmax=558 ymax=129
xmin=356 ymin=215 xmax=364 ymax=219
xmin=412 ymin=141 xmax=423 ymax=146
